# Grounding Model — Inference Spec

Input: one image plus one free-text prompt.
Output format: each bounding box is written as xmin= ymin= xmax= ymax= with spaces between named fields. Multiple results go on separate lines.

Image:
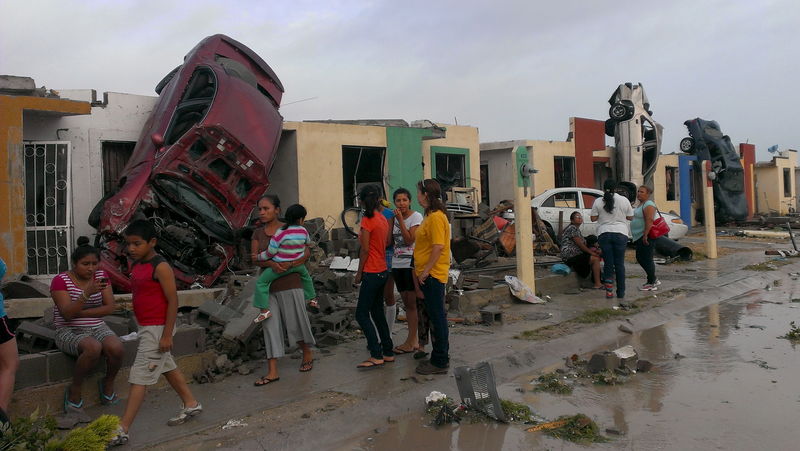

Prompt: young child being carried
xmin=110 ymin=220 xmax=202 ymax=446
xmin=252 ymin=204 xmax=317 ymax=323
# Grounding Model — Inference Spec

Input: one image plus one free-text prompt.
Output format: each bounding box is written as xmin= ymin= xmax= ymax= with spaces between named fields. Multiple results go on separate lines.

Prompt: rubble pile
xmin=531 ymin=346 xmax=653 ymax=394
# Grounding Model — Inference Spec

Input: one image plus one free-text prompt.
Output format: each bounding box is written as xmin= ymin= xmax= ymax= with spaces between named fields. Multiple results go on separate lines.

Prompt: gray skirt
xmin=261 ymin=288 xmax=316 ymax=359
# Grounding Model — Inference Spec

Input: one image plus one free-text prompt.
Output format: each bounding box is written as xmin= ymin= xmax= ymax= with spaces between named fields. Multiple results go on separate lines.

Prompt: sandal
xmin=254 ymin=376 xmax=280 ymax=386
xmin=63 ymin=388 xmax=84 ymax=413
xmin=98 ymin=379 xmax=120 ymax=405
xmin=413 ymin=350 xmax=429 ymax=360
xmin=384 ymin=356 xmax=396 ymax=363
xmin=299 ymin=360 xmax=313 ymax=372
xmin=253 ymin=310 xmax=272 ymax=323
xmin=356 ymin=359 xmax=384 ymax=369
xmin=393 ymin=346 xmax=414 ymax=354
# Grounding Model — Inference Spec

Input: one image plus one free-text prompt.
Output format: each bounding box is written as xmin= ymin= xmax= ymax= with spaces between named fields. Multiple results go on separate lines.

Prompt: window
xmin=101 ymin=141 xmax=135 ymax=196
xmin=581 ymin=192 xmax=600 ymax=209
xmin=593 ymin=162 xmax=611 ymax=190
xmin=784 ymin=168 xmax=791 ymax=197
xmin=480 ymin=164 xmax=490 ymax=205
xmin=434 ymin=153 xmax=467 ymax=191
xmin=665 ymin=166 xmax=678 ymax=201
xmin=164 ymin=67 xmax=216 ymax=145
xmin=554 ymin=157 xmax=576 ymax=188
xmin=342 ymin=146 xmax=386 ymax=208
xmin=542 ymin=191 xmax=578 ymax=208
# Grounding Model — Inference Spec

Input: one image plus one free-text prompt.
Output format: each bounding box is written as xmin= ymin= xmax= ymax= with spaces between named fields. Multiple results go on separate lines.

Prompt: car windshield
xmin=152 ymin=175 xmax=233 ymax=241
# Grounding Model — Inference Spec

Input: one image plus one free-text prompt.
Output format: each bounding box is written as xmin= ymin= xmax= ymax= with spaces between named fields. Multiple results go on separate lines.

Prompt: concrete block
xmin=319 ymin=311 xmax=350 ymax=333
xmin=173 ymin=325 xmax=206 ymax=357
xmin=0 ymin=75 xmax=36 ymax=92
xmin=478 ymin=275 xmax=494 ymax=290
xmin=334 ymin=272 xmax=355 ymax=293
xmin=222 ymin=306 xmax=262 ymax=344
xmin=42 ymin=307 xmax=55 ymax=328
xmin=330 ymin=228 xmax=349 ymax=241
xmin=15 ymin=353 xmax=48 ymax=389
xmin=588 ymin=352 xmax=620 ymax=374
xmin=16 ymin=321 xmax=56 ymax=352
xmin=317 ymin=294 xmax=335 ymax=314
xmin=479 ymin=306 xmax=503 ymax=325
xmin=43 ymin=350 xmax=76 ymax=383
xmin=103 ymin=315 xmax=130 ymax=336
xmin=612 ymin=345 xmax=638 ymax=370
xmin=209 ymin=305 xmax=240 ymax=326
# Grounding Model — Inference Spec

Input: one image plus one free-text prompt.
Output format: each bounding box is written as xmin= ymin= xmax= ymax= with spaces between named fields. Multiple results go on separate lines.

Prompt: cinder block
xmin=612 ymin=345 xmax=638 ymax=370
xmin=222 ymin=306 xmax=262 ymax=344
xmin=479 ymin=306 xmax=503 ymax=324
xmin=334 ymin=273 xmax=355 ymax=293
xmin=103 ymin=315 xmax=130 ymax=336
xmin=16 ymin=321 xmax=56 ymax=352
xmin=15 ymin=353 xmax=48 ymax=389
xmin=43 ymin=350 xmax=76 ymax=383
xmin=172 ymin=325 xmax=206 ymax=357
xmin=478 ymin=275 xmax=494 ymax=290
xmin=209 ymin=305 xmax=240 ymax=326
xmin=319 ymin=311 xmax=350 ymax=333
xmin=317 ymin=294 xmax=335 ymax=314
xmin=588 ymin=352 xmax=620 ymax=374
xmin=330 ymin=228 xmax=349 ymax=241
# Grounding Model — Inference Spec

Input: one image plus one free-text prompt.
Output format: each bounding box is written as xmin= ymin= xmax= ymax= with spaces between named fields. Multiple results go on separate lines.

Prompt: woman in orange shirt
xmin=354 ymin=185 xmax=395 ymax=369
xmin=413 ymin=179 xmax=451 ymax=375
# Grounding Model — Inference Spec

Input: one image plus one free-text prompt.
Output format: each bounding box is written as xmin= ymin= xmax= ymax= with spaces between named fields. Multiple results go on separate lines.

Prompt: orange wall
xmin=0 ymin=95 xmax=90 ymax=276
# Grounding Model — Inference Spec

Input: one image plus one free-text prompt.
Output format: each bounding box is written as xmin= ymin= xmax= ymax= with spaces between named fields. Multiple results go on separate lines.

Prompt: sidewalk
xmin=87 ymin=240 xmax=794 ymax=449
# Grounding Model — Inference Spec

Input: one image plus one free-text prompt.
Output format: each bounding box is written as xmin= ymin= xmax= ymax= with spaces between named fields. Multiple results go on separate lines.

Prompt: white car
xmin=530 ymin=187 xmax=688 ymax=241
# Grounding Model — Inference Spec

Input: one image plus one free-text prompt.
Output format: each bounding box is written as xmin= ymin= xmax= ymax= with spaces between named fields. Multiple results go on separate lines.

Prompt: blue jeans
xmin=599 ymin=232 xmax=628 ymax=299
xmin=420 ymin=277 xmax=449 ymax=368
xmin=355 ymin=271 xmax=394 ymax=360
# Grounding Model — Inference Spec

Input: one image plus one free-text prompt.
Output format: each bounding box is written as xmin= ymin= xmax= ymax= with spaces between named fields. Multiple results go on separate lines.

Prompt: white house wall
xmin=22 ymin=90 xmax=157 ymax=241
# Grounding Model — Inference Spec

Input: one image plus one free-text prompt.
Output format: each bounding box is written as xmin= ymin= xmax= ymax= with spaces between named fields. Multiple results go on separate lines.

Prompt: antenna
xmin=282 ymin=96 xmax=319 ymax=106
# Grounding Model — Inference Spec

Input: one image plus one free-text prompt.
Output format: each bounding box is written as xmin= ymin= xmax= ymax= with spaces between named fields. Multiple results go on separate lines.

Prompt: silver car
xmin=606 ymin=83 xmax=663 ymax=199
xmin=530 ymin=187 xmax=688 ymax=240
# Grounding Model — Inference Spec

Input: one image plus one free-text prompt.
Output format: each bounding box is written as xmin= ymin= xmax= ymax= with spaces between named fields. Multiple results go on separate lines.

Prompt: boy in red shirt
xmin=110 ymin=220 xmax=202 ymax=446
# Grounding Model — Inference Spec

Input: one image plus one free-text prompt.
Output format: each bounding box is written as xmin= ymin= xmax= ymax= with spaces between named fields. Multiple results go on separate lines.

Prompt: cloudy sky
xmin=2 ymin=0 xmax=798 ymax=160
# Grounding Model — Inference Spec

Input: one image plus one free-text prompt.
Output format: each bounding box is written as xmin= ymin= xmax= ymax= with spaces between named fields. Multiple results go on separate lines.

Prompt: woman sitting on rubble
xmin=251 ymin=194 xmax=315 ymax=386
xmin=388 ymin=188 xmax=424 ymax=355
xmin=560 ymin=211 xmax=603 ymax=289
xmin=590 ymin=179 xmax=634 ymax=302
xmin=50 ymin=237 xmax=124 ymax=412
xmin=354 ymin=184 xmax=394 ymax=369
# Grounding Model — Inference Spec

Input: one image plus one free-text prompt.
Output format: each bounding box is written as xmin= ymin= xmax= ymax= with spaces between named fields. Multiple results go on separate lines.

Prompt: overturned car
xmin=90 ymin=34 xmax=284 ymax=291
xmin=679 ymin=118 xmax=748 ymax=223
xmin=605 ymin=83 xmax=663 ymax=199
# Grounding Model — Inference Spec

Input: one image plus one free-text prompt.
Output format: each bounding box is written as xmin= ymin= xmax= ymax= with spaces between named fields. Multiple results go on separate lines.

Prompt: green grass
xmin=544 ymin=414 xmax=607 ymax=444
xmin=574 ymin=308 xmax=631 ymax=324
xmin=532 ymin=373 xmax=573 ymax=394
xmin=744 ymin=260 xmax=792 ymax=271
xmin=500 ymin=399 xmax=535 ymax=423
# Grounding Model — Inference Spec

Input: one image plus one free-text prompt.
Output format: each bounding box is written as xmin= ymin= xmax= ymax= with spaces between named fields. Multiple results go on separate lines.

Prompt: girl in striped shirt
xmin=252 ymin=204 xmax=317 ymax=323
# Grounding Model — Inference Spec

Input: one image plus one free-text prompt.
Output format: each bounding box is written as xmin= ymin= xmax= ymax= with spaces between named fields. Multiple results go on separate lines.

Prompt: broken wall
xmin=754 ymin=150 xmax=798 ymax=215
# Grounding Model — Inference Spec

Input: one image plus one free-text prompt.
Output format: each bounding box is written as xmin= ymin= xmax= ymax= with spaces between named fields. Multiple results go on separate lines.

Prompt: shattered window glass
xmin=236 ymin=178 xmax=252 ymax=199
xmin=209 ymin=158 xmax=233 ymax=180
xmin=153 ymin=176 xmax=229 ymax=232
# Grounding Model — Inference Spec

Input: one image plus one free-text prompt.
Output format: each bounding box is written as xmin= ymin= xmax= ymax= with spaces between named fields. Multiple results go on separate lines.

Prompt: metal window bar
xmin=24 ymin=141 xmax=72 ymax=276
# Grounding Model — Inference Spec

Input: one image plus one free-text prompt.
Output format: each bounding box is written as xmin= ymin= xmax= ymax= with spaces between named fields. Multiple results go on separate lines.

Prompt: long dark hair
xmin=71 ymin=236 xmax=100 ymax=263
xmin=602 ymin=179 xmax=617 ymax=214
xmin=281 ymin=204 xmax=307 ymax=230
xmin=417 ymin=179 xmax=445 ymax=215
xmin=359 ymin=184 xmax=381 ymax=218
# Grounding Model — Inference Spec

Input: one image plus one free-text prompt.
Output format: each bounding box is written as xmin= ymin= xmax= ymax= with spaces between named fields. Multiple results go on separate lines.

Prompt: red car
xmin=91 ymin=34 xmax=284 ymax=291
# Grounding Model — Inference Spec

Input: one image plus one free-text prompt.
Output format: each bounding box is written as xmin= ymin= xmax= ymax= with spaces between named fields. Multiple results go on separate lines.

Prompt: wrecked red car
xmin=90 ymin=34 xmax=284 ymax=291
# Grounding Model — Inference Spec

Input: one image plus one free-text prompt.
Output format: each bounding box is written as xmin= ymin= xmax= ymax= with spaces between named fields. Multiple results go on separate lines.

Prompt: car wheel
xmin=609 ymin=103 xmax=631 ymax=121
xmin=679 ymin=137 xmax=695 ymax=153
xmin=618 ymin=182 xmax=637 ymax=202
xmin=604 ymin=119 xmax=615 ymax=137
xmin=155 ymin=65 xmax=181 ymax=95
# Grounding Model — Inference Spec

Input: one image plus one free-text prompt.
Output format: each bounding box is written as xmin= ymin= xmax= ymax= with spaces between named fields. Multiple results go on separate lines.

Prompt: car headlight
xmin=671 ymin=218 xmax=683 ymax=224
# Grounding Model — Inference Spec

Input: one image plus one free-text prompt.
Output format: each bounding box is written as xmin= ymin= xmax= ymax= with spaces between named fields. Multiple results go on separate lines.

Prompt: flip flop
xmin=384 ymin=356 xmax=396 ymax=363
xmin=413 ymin=350 xmax=429 ymax=360
xmin=357 ymin=359 xmax=384 ymax=369
xmin=254 ymin=376 xmax=280 ymax=386
xmin=393 ymin=346 xmax=415 ymax=354
xmin=98 ymin=379 xmax=120 ymax=405
xmin=63 ymin=388 xmax=84 ymax=413
xmin=253 ymin=311 xmax=272 ymax=323
xmin=299 ymin=360 xmax=313 ymax=372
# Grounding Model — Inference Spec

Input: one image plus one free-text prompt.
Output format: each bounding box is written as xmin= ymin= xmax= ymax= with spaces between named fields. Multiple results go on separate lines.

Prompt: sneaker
xmin=639 ymin=283 xmax=658 ymax=291
xmin=415 ymin=360 xmax=449 ymax=375
xmin=654 ymin=279 xmax=662 ymax=286
xmin=108 ymin=426 xmax=129 ymax=446
xmin=167 ymin=402 xmax=203 ymax=426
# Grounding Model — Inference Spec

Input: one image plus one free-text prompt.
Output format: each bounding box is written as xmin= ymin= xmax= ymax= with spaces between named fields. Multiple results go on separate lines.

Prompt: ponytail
xmin=417 ymin=179 xmax=445 ymax=215
xmin=358 ymin=184 xmax=381 ymax=218
xmin=602 ymin=179 xmax=617 ymax=214
xmin=71 ymin=236 xmax=100 ymax=263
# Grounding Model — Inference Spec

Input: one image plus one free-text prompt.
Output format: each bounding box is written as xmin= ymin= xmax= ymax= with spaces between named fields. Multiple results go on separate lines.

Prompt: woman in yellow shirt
xmin=413 ymin=179 xmax=451 ymax=375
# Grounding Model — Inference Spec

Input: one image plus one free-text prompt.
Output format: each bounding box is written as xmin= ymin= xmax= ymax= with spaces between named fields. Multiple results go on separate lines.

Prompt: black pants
xmin=634 ymin=237 xmax=657 ymax=284
xmin=355 ymin=271 xmax=394 ymax=359
xmin=420 ymin=277 xmax=449 ymax=368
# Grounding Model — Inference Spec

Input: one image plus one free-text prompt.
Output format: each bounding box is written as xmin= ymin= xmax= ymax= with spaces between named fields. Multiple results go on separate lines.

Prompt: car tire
xmin=542 ymin=221 xmax=557 ymax=244
xmin=609 ymin=103 xmax=632 ymax=121
xmin=679 ymin=137 xmax=695 ymax=153
xmin=155 ymin=65 xmax=181 ymax=95
xmin=618 ymin=182 xmax=637 ymax=202
xmin=604 ymin=119 xmax=615 ymax=137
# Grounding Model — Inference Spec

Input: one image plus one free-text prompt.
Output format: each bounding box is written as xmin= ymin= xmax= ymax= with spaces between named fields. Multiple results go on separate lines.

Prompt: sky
xmin=2 ymin=0 xmax=798 ymax=161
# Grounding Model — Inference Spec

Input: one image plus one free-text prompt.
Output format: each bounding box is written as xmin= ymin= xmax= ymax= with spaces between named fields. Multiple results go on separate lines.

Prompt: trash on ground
xmin=504 ymin=275 xmax=546 ymax=304
xmin=221 ymin=418 xmax=248 ymax=430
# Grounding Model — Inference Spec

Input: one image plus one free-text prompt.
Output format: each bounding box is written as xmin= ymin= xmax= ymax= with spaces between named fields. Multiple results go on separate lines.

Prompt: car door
xmin=580 ymin=190 xmax=601 ymax=236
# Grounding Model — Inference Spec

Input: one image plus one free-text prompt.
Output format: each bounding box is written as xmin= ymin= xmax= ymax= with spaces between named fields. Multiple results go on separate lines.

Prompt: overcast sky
xmin=2 ymin=0 xmax=798 ymax=161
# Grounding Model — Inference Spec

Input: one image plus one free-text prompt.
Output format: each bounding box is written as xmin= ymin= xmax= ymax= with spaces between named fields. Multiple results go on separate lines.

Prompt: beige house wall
xmin=528 ymin=140 xmax=576 ymax=196
xmin=755 ymin=150 xmax=798 ymax=215
xmin=285 ymin=121 xmax=387 ymax=223
xmin=653 ymin=154 xmax=681 ymax=215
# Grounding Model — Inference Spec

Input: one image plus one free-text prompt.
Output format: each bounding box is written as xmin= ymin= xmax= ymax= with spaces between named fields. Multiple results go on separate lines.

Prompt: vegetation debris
xmin=779 ymin=321 xmax=800 ymax=341
xmin=540 ymin=414 xmax=607 ymax=444
xmin=532 ymin=373 xmax=573 ymax=394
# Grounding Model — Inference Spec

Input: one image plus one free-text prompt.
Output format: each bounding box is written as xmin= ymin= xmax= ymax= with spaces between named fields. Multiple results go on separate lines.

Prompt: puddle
xmin=344 ymin=279 xmax=800 ymax=450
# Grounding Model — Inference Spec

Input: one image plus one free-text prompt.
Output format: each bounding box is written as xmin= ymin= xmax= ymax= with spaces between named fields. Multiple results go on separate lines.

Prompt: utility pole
xmin=702 ymin=160 xmax=718 ymax=259
xmin=512 ymin=146 xmax=536 ymax=290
